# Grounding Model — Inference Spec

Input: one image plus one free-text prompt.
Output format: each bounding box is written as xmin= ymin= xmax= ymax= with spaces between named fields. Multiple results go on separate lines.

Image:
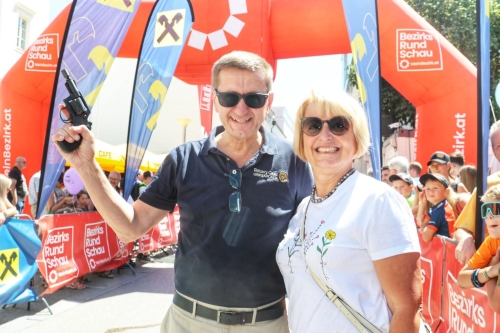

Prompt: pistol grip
xmin=57 ymin=138 xmax=82 ymax=153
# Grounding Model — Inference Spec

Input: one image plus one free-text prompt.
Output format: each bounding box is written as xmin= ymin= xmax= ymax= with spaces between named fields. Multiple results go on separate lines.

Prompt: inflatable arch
xmin=0 ymin=0 xmax=477 ymax=190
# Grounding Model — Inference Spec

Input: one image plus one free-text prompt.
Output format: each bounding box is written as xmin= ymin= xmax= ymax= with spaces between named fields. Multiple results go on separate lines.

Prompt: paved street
xmin=0 ymin=251 xmax=176 ymax=333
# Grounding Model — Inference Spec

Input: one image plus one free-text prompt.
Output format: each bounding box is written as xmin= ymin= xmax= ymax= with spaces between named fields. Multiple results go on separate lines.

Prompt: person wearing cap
xmin=427 ymin=151 xmax=468 ymax=194
xmin=389 ymin=173 xmax=414 ymax=208
xmin=417 ymin=173 xmax=456 ymax=242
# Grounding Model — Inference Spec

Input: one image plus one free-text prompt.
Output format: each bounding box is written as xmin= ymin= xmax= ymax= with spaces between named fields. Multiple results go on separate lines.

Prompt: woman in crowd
xmin=276 ymin=91 xmax=422 ymax=332
xmin=0 ymin=174 xmax=19 ymax=227
xmin=459 ymin=165 xmax=477 ymax=194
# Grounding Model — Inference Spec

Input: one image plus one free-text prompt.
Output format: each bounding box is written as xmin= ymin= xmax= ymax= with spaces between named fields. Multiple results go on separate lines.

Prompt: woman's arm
xmin=374 ymin=252 xmax=422 ymax=333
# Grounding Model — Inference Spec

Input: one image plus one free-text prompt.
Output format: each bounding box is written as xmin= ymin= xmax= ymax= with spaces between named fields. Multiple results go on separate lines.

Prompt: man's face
xmin=213 ymin=68 xmax=273 ymax=143
xmin=492 ymin=130 xmax=500 ymax=162
xmin=429 ymin=162 xmax=450 ymax=178
xmin=381 ymin=169 xmax=390 ymax=184
xmin=144 ymin=177 xmax=152 ymax=185
xmin=450 ymin=163 xmax=461 ymax=178
xmin=108 ymin=173 xmax=120 ymax=189
xmin=17 ymin=159 xmax=27 ymax=170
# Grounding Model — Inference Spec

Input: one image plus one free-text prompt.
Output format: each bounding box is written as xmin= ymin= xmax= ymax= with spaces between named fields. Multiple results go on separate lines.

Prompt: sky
xmin=272 ymin=55 xmax=346 ymax=121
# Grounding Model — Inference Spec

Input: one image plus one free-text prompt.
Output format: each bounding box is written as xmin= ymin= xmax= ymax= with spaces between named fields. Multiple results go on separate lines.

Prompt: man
xmin=28 ymin=170 xmax=48 ymax=218
xmin=108 ymin=170 xmax=121 ymax=193
xmin=139 ymin=171 xmax=153 ymax=195
xmin=52 ymin=51 xmax=312 ymax=332
xmin=8 ymin=156 xmax=28 ymax=214
xmin=409 ymin=161 xmax=422 ymax=184
xmin=381 ymin=165 xmax=391 ymax=184
xmin=455 ymin=120 xmax=500 ymax=265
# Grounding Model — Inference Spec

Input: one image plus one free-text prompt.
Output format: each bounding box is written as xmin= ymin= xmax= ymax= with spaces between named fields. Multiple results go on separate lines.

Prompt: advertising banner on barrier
xmin=442 ymin=239 xmax=500 ymax=332
xmin=138 ymin=209 xmax=180 ymax=253
xmin=419 ymin=235 xmax=444 ymax=331
xmin=36 ymin=212 xmax=133 ymax=294
xmin=0 ymin=218 xmax=41 ymax=306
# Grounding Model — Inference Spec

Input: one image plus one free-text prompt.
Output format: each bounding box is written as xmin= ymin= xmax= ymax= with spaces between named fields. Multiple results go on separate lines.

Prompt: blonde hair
xmin=0 ymin=174 xmax=11 ymax=197
xmin=293 ymin=90 xmax=371 ymax=162
xmin=482 ymin=184 xmax=500 ymax=202
xmin=212 ymin=51 xmax=274 ymax=91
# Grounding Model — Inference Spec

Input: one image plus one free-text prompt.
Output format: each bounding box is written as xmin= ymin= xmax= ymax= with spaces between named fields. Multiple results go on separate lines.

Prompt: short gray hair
xmin=490 ymin=120 xmax=500 ymax=145
xmin=388 ymin=156 xmax=409 ymax=173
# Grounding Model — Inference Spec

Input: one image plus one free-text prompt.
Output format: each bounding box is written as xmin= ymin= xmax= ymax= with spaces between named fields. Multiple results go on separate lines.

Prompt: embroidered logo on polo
xmin=253 ymin=168 xmax=288 ymax=182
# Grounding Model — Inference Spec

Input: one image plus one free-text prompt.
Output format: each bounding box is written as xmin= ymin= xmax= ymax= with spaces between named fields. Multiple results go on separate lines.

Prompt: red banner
xmin=36 ymin=212 xmax=133 ymax=294
xmin=198 ymin=84 xmax=213 ymax=138
xmin=442 ymin=239 xmax=500 ymax=332
xmin=138 ymin=209 xmax=179 ymax=253
xmin=419 ymin=235 xmax=444 ymax=331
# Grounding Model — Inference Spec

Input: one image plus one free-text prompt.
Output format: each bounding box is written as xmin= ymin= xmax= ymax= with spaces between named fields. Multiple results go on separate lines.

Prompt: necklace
xmin=310 ymin=168 xmax=356 ymax=204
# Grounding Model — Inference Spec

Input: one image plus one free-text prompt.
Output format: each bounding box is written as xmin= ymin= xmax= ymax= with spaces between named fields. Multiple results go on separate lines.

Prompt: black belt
xmin=173 ymin=292 xmax=284 ymax=325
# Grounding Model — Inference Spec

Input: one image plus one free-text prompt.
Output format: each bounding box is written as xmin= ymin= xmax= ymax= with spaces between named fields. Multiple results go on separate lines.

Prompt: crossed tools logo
xmin=154 ymin=9 xmax=186 ymax=48
xmin=0 ymin=248 xmax=20 ymax=283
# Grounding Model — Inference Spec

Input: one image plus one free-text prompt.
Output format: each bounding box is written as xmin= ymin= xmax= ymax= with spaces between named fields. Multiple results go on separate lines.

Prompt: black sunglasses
xmin=301 ymin=116 xmax=350 ymax=137
xmin=227 ymin=169 xmax=242 ymax=213
xmin=481 ymin=202 xmax=500 ymax=219
xmin=214 ymin=89 xmax=270 ymax=109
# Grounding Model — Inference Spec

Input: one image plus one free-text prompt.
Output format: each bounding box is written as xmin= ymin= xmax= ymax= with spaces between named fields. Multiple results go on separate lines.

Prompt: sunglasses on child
xmin=301 ymin=116 xmax=350 ymax=137
xmin=214 ymin=89 xmax=270 ymax=109
xmin=481 ymin=202 xmax=500 ymax=219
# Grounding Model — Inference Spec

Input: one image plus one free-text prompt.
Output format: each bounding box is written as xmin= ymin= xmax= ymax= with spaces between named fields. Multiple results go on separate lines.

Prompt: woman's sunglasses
xmin=481 ymin=202 xmax=500 ymax=219
xmin=301 ymin=116 xmax=350 ymax=137
xmin=214 ymin=89 xmax=270 ymax=109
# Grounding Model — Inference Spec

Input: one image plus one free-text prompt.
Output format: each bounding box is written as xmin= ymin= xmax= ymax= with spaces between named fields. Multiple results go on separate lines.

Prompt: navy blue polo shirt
xmin=140 ymin=126 xmax=313 ymax=307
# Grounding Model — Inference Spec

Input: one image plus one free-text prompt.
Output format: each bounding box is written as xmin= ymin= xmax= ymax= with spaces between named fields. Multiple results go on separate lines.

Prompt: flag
xmin=122 ymin=0 xmax=194 ymax=200
xmin=341 ymin=0 xmax=382 ymax=179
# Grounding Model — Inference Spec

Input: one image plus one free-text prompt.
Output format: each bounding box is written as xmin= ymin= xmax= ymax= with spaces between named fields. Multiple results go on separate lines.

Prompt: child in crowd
xmin=417 ymin=173 xmax=456 ymax=242
xmin=458 ymin=184 xmax=500 ymax=289
xmin=389 ymin=173 xmax=415 ymax=207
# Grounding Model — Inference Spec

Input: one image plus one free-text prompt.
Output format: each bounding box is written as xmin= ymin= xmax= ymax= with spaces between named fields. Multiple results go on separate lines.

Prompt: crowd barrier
xmin=0 ymin=218 xmax=41 ymax=307
xmin=36 ymin=207 xmax=179 ymax=295
xmin=420 ymin=234 xmax=500 ymax=332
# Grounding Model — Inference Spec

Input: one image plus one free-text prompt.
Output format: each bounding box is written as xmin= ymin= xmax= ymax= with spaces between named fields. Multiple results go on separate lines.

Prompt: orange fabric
xmin=468 ymin=236 xmax=500 ymax=269
xmin=445 ymin=202 xmax=456 ymax=236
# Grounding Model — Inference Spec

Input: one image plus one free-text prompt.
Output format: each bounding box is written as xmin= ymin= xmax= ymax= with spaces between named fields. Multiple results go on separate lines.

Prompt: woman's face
xmin=429 ymin=162 xmax=450 ymax=178
xmin=77 ymin=194 xmax=89 ymax=207
xmin=302 ymin=102 xmax=357 ymax=175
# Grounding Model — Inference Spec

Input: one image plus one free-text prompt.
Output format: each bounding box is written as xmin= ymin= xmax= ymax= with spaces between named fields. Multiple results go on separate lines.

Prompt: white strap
xmin=301 ymin=201 xmax=381 ymax=333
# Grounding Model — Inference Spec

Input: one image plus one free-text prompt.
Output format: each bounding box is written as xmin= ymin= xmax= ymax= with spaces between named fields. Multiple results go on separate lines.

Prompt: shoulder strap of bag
xmin=301 ymin=201 xmax=382 ymax=333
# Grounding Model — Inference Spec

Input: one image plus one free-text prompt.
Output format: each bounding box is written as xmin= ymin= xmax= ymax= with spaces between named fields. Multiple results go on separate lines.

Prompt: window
xmin=16 ymin=16 xmax=27 ymax=50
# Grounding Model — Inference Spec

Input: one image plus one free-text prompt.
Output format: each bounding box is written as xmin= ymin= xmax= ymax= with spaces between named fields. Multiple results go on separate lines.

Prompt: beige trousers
xmin=160 ymin=295 xmax=289 ymax=333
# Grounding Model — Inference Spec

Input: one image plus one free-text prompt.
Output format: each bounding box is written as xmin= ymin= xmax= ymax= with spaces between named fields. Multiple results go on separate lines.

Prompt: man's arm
xmin=52 ymin=115 xmax=167 ymax=242
xmin=9 ymin=178 xmax=18 ymax=205
xmin=454 ymin=228 xmax=476 ymax=265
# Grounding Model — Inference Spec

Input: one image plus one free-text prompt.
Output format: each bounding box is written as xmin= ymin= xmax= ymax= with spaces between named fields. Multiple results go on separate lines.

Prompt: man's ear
xmin=266 ymin=92 xmax=274 ymax=112
xmin=212 ymin=90 xmax=219 ymax=114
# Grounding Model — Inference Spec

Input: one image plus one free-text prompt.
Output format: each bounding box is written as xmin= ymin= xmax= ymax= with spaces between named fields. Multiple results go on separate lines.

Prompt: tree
xmin=347 ymin=0 xmax=500 ymax=126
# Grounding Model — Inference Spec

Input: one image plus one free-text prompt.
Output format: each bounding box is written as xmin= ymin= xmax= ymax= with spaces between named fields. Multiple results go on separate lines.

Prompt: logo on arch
xmin=396 ymin=29 xmax=443 ymax=72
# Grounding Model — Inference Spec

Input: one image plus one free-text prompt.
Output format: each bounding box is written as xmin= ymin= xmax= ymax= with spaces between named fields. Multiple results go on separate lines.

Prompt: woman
xmin=276 ymin=91 xmax=422 ymax=332
xmin=75 ymin=190 xmax=90 ymax=212
xmin=459 ymin=165 xmax=477 ymax=194
xmin=0 ymin=174 xmax=18 ymax=227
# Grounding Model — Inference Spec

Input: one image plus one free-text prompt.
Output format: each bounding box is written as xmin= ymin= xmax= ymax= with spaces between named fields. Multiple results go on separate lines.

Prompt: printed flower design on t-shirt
xmin=303 ymin=220 xmax=325 ymax=254
xmin=287 ymin=235 xmax=302 ymax=274
xmin=317 ymin=229 xmax=335 ymax=280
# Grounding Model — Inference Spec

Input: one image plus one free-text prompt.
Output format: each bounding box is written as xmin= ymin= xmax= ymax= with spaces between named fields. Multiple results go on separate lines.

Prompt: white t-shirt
xmin=276 ymin=171 xmax=420 ymax=333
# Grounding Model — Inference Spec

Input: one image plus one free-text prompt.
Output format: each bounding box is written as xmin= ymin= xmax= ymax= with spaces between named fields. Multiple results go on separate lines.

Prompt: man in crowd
xmin=8 ymin=156 xmax=28 ymax=214
xmin=409 ymin=161 xmax=422 ymax=184
xmin=28 ymin=170 xmax=48 ymax=218
xmin=52 ymin=51 xmax=313 ymax=332
xmin=381 ymin=165 xmax=391 ymax=184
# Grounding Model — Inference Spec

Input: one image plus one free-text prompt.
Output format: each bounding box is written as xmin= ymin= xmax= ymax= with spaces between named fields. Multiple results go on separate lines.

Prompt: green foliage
xmin=347 ymin=0 xmax=500 ymax=125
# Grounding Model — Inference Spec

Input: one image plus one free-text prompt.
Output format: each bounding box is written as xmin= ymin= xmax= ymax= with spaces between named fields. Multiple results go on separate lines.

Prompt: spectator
xmin=417 ymin=173 xmax=456 ymax=242
xmin=75 ymin=190 xmax=90 ymax=211
xmin=8 ymin=156 xmax=28 ymax=214
xmin=0 ymin=175 xmax=19 ymax=227
xmin=427 ymin=151 xmax=467 ymax=194
xmin=381 ymin=165 xmax=390 ymax=184
xmin=28 ymin=170 xmax=48 ymax=218
xmin=389 ymin=173 xmax=415 ymax=208
xmin=388 ymin=155 xmax=409 ymax=174
xmin=53 ymin=50 xmax=313 ymax=332
xmin=457 ymin=184 xmax=500 ymax=313
xmin=47 ymin=173 xmax=72 ymax=214
xmin=459 ymin=165 xmax=477 ymax=194
xmin=455 ymin=120 xmax=500 ymax=265
xmin=450 ymin=151 xmax=465 ymax=179
xmin=140 ymin=171 xmax=153 ymax=195
xmin=409 ymin=161 xmax=422 ymax=184
xmin=277 ymin=90 xmax=421 ymax=332
xmin=366 ymin=167 xmax=374 ymax=178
